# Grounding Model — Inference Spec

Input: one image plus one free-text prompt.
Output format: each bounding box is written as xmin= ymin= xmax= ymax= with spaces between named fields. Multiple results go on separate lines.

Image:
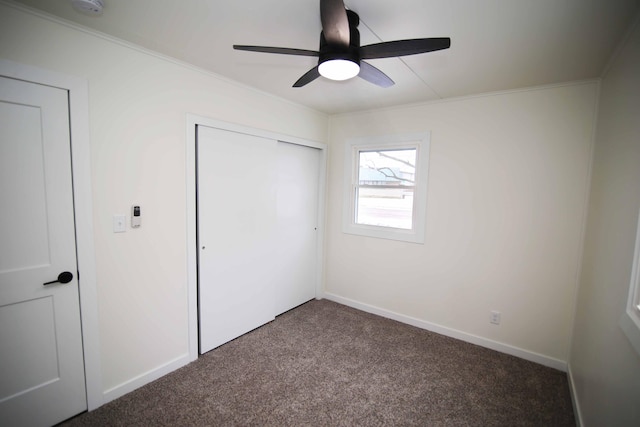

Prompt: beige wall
xmin=569 ymin=18 xmax=640 ymax=426
xmin=325 ymin=83 xmax=598 ymax=364
xmin=0 ymin=3 xmax=328 ymax=395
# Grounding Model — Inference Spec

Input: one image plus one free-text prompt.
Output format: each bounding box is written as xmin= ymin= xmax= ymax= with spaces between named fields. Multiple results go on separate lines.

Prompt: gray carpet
xmin=62 ymin=299 xmax=575 ymax=426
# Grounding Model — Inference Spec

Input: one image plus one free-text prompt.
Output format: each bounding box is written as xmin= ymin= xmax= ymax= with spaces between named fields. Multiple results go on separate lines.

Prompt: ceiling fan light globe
xmin=318 ymin=59 xmax=360 ymax=81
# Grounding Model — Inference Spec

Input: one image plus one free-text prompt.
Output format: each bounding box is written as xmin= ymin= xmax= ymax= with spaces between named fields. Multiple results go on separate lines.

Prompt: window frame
xmin=620 ymin=207 xmax=640 ymax=356
xmin=342 ymin=132 xmax=430 ymax=244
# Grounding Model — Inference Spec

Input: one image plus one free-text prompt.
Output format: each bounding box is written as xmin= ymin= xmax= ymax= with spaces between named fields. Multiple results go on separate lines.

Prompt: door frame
xmin=0 ymin=59 xmax=103 ymax=410
xmin=185 ymin=114 xmax=327 ymax=360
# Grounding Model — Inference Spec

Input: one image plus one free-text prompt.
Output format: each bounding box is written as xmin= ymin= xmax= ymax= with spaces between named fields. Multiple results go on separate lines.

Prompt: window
xmin=620 ymin=208 xmax=640 ymax=356
xmin=342 ymin=133 xmax=430 ymax=243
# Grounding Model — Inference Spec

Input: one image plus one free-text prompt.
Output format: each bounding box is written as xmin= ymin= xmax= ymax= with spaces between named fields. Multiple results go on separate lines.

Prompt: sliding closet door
xmin=197 ymin=126 xmax=277 ymax=353
xmin=275 ymin=142 xmax=320 ymax=314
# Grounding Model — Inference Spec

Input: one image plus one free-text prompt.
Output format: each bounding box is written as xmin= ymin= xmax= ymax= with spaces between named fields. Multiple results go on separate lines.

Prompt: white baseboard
xmin=320 ymin=292 xmax=567 ymax=372
xmin=567 ymin=364 xmax=584 ymax=426
xmin=102 ymin=353 xmax=191 ymax=404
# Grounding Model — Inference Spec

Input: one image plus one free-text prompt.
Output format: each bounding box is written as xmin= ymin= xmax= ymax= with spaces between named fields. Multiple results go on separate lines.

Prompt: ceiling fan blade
xmin=320 ymin=0 xmax=350 ymax=47
xmin=234 ymin=45 xmax=319 ymax=57
xmin=293 ymin=66 xmax=321 ymax=87
xmin=360 ymin=37 xmax=451 ymax=59
xmin=358 ymin=61 xmax=395 ymax=88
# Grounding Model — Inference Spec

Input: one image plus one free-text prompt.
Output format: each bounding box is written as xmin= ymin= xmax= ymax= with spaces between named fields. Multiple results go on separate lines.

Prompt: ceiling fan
xmin=233 ymin=0 xmax=451 ymax=88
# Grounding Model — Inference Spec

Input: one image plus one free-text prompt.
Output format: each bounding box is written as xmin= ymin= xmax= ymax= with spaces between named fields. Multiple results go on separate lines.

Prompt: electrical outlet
xmin=490 ymin=310 xmax=501 ymax=325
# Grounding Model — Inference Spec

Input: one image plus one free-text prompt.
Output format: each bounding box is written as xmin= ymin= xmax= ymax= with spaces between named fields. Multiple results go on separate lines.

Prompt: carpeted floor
xmin=61 ymin=299 xmax=575 ymax=426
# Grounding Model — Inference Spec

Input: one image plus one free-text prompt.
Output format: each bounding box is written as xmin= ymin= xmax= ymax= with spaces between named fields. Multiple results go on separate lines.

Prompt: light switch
xmin=113 ymin=214 xmax=126 ymax=233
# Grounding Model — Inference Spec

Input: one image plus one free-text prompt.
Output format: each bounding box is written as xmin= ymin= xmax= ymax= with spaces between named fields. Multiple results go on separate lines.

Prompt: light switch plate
xmin=113 ymin=214 xmax=126 ymax=233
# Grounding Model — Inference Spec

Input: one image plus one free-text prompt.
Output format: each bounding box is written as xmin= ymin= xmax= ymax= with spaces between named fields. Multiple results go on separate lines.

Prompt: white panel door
xmin=197 ymin=126 xmax=277 ymax=353
xmin=0 ymin=77 xmax=86 ymax=425
xmin=275 ymin=142 xmax=320 ymax=314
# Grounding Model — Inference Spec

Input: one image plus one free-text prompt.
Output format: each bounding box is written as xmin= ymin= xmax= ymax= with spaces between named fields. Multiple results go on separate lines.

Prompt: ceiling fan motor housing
xmin=319 ymin=10 xmax=361 ymax=68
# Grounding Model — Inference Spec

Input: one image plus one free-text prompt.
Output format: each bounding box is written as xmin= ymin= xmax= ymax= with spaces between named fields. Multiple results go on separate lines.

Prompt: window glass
xmin=355 ymin=149 xmax=416 ymax=230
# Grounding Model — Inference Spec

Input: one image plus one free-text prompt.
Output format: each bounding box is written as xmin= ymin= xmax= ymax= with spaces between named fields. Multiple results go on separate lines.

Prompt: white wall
xmin=325 ymin=82 xmax=598 ymax=366
xmin=0 ymin=3 xmax=327 ymax=398
xmin=569 ymin=17 xmax=640 ymax=426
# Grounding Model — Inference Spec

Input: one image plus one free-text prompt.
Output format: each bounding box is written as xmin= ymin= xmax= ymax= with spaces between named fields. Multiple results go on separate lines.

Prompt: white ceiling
xmin=10 ymin=0 xmax=640 ymax=114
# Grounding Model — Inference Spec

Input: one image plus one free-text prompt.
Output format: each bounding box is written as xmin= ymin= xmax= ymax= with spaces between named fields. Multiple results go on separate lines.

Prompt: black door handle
xmin=43 ymin=271 xmax=74 ymax=286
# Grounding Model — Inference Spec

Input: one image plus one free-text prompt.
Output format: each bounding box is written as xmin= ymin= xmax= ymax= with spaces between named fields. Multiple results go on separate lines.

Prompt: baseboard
xmin=102 ymin=353 xmax=191 ymax=405
xmin=567 ymin=363 xmax=584 ymax=426
xmin=320 ymin=292 xmax=567 ymax=372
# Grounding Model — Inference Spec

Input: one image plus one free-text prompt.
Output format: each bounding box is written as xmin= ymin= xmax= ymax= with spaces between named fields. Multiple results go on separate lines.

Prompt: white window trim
xmin=342 ymin=132 xmax=430 ymax=244
xmin=620 ymin=208 xmax=640 ymax=356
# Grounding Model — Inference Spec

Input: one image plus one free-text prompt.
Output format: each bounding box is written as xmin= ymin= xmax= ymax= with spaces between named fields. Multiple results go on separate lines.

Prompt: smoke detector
xmin=71 ymin=0 xmax=104 ymax=16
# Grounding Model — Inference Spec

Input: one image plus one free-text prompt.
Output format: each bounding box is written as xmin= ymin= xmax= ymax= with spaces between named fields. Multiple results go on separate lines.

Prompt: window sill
xmin=343 ymin=222 xmax=425 ymax=244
